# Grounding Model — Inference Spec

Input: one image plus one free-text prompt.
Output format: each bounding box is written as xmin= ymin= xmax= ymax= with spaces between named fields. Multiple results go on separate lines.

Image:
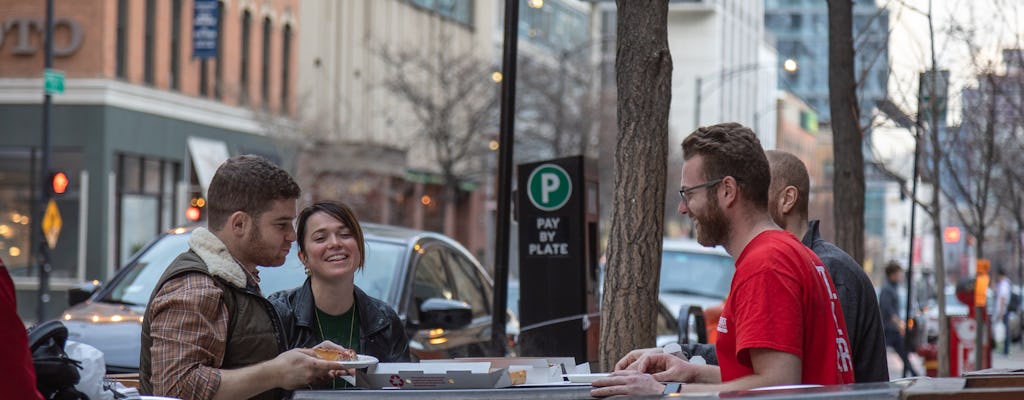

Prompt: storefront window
xmin=0 ymin=147 xmax=83 ymax=279
xmin=116 ymin=154 xmax=179 ymax=267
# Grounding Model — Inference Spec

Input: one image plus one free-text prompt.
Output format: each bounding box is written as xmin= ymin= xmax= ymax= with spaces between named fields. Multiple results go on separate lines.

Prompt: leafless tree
xmin=516 ymin=52 xmax=601 ymax=161
xmin=377 ymin=44 xmax=498 ymax=236
xmin=599 ymin=0 xmax=671 ymax=372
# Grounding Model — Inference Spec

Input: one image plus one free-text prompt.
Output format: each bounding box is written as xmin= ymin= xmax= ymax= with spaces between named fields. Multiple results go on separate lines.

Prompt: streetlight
xmin=693 ymin=61 xmax=797 ymax=128
xmin=783 ymin=58 xmax=798 ymax=73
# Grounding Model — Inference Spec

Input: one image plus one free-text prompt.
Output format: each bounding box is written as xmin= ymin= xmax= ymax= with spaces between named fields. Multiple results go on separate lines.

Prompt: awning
xmin=187 ymin=136 xmax=230 ymax=197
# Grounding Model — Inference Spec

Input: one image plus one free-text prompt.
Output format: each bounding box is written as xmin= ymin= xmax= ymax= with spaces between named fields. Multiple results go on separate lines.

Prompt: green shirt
xmin=314 ymin=305 xmax=361 ymax=388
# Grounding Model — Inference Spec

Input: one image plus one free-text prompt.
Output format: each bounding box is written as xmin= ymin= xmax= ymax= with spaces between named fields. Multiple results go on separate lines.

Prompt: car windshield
xmin=659 ymin=249 xmax=734 ymax=300
xmin=103 ymin=231 xmax=405 ymax=306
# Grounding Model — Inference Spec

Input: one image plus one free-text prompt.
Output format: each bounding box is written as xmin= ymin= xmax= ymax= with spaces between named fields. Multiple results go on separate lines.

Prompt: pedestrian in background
xmin=994 ymin=266 xmax=1012 ymax=356
xmin=880 ymin=260 xmax=918 ymax=377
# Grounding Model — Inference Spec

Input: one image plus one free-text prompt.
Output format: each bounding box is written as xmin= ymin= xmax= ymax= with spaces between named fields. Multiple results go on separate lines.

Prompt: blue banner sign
xmin=193 ymin=0 xmax=218 ymax=59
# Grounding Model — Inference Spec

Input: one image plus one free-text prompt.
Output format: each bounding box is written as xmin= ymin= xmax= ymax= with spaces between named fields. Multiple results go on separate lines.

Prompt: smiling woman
xmin=268 ymin=201 xmax=411 ymax=389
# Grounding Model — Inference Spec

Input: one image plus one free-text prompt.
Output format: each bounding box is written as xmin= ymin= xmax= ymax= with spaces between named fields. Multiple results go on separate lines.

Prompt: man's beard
xmin=246 ymin=224 xmax=285 ymax=266
xmin=693 ymin=193 xmax=730 ymax=247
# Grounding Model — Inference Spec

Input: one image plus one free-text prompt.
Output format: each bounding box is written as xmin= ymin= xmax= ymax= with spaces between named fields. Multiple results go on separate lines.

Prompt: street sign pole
xmin=491 ymin=0 xmax=519 ymax=355
xmin=37 ymin=0 xmax=55 ymax=323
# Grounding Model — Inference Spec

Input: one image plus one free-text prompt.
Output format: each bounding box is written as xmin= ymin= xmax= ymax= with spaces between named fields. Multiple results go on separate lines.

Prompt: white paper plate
xmin=749 ymin=384 xmax=824 ymax=391
xmin=336 ymin=354 xmax=379 ymax=368
xmin=564 ymin=373 xmax=610 ymax=383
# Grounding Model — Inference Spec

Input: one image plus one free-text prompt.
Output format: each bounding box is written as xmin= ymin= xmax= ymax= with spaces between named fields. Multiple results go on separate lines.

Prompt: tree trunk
xmin=599 ymin=0 xmax=671 ymax=372
xmin=827 ymin=0 xmax=865 ymax=262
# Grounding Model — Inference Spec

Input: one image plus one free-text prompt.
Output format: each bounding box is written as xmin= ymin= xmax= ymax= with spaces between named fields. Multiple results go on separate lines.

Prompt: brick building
xmin=0 ymin=0 xmax=299 ymax=321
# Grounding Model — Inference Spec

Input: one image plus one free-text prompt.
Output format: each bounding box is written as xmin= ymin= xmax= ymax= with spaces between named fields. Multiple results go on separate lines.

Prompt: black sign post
xmin=517 ymin=156 xmax=600 ymax=362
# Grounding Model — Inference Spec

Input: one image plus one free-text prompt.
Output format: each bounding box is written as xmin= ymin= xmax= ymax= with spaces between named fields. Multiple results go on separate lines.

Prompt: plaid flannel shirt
xmin=147 ymin=272 xmax=229 ymax=399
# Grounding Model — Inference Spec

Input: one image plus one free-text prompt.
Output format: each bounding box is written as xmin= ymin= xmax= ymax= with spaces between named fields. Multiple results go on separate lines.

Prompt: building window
xmin=215 ymin=1 xmax=225 ymax=99
xmin=116 ymin=0 xmax=127 ymax=78
xmin=0 ymin=147 xmax=83 ymax=279
xmin=116 ymin=154 xmax=179 ymax=266
xmin=171 ymin=0 xmax=182 ymax=90
xmin=240 ymin=10 xmax=252 ymax=105
xmin=261 ymin=16 xmax=272 ymax=109
xmin=144 ymin=0 xmax=156 ymax=84
xmin=281 ymin=24 xmax=292 ymax=113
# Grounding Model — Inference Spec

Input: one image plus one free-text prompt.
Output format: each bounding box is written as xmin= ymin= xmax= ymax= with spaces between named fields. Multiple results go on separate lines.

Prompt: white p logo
xmin=541 ymin=173 xmax=560 ymax=204
xmin=527 ymin=163 xmax=572 ymax=211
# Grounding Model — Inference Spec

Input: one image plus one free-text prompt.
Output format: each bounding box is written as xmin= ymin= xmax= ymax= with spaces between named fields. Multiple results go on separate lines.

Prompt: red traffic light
xmin=51 ymin=172 xmax=69 ymax=194
xmin=944 ymin=226 xmax=961 ymax=243
xmin=186 ymin=207 xmax=202 ymax=221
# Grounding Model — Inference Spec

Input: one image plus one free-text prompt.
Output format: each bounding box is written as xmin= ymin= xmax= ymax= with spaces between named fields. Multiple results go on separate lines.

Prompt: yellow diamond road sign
xmin=42 ymin=199 xmax=62 ymax=249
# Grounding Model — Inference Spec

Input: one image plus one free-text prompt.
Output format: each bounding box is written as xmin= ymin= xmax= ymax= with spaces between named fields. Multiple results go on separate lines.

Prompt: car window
xmin=410 ymin=245 xmax=452 ymax=321
xmin=656 ymin=304 xmax=678 ymax=337
xmin=659 ymin=250 xmax=734 ymax=300
xmin=105 ymin=233 xmax=190 ymax=306
xmin=447 ymin=248 xmax=489 ymax=318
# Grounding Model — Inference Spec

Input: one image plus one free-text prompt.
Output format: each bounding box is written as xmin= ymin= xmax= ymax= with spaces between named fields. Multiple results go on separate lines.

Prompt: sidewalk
xmin=992 ymin=345 xmax=1024 ymax=370
xmin=888 ymin=343 xmax=1024 ymax=380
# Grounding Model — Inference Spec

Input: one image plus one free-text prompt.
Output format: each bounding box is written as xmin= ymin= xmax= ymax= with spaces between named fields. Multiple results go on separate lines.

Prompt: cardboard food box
xmin=424 ymin=357 xmax=565 ymax=385
xmin=355 ymin=362 xmax=513 ymax=390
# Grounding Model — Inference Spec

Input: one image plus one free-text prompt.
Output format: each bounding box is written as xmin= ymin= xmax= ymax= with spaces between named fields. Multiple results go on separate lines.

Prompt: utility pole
xmin=36 ymin=0 xmax=55 ymax=323
xmin=491 ymin=0 xmax=519 ymax=355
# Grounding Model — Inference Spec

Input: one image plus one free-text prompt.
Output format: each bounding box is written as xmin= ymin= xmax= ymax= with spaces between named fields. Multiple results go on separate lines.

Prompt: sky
xmin=885 ymin=0 xmax=1024 ymax=124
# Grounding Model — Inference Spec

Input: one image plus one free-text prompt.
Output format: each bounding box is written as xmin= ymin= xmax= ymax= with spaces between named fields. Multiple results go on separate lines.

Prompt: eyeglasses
xmin=678 ymin=178 xmax=724 ymax=204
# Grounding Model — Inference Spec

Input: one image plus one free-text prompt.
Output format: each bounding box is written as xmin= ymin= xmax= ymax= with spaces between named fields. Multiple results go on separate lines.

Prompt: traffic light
xmin=944 ymin=226 xmax=961 ymax=243
xmin=187 ymin=195 xmax=206 ymax=222
xmin=50 ymin=171 xmax=69 ymax=195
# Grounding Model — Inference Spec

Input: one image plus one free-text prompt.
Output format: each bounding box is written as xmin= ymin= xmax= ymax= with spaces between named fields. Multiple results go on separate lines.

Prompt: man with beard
xmin=592 ymin=123 xmax=854 ymax=396
xmin=611 ymin=150 xmax=888 ymax=383
xmin=140 ymin=155 xmax=340 ymax=400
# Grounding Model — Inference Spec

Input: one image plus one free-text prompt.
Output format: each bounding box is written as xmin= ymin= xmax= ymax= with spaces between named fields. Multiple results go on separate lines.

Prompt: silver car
xmin=61 ymin=223 xmax=518 ymax=373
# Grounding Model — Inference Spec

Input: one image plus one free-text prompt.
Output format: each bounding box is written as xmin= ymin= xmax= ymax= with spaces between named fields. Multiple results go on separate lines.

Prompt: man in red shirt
xmin=592 ymin=123 xmax=854 ymax=396
xmin=1 ymin=256 xmax=44 ymax=400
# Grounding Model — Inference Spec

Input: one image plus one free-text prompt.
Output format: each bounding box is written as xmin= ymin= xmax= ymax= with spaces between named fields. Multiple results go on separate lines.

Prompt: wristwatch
xmin=663 ymin=382 xmax=682 ymax=394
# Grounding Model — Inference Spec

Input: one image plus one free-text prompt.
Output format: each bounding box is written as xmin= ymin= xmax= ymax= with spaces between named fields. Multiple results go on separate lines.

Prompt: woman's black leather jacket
xmin=268 ymin=278 xmax=411 ymax=363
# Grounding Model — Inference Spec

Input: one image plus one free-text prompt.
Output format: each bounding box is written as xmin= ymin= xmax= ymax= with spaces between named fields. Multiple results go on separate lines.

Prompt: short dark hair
xmin=682 ymin=123 xmax=770 ymax=208
xmin=885 ymin=260 xmax=903 ymax=277
xmin=766 ymin=150 xmax=810 ymax=219
xmin=296 ymin=201 xmax=366 ymax=269
xmin=206 ymin=155 xmax=301 ymax=230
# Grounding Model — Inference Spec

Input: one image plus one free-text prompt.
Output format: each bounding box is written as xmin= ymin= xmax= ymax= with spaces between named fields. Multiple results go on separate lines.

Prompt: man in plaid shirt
xmin=140 ymin=155 xmax=341 ymax=399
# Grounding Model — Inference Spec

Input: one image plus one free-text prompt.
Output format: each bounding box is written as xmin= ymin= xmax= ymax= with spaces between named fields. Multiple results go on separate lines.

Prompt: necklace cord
xmin=314 ymin=297 xmax=358 ymax=389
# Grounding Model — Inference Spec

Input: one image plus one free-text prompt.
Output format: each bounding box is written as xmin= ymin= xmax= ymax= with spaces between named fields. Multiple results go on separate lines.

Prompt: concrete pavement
xmin=887 ymin=342 xmax=1024 ymax=380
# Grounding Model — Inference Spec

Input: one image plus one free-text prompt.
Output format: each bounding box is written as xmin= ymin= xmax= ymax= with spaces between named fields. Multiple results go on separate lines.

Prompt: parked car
xmin=658 ymin=238 xmax=734 ymax=343
xmin=596 ymin=238 xmax=733 ymax=345
xmin=61 ymin=224 xmax=518 ymax=373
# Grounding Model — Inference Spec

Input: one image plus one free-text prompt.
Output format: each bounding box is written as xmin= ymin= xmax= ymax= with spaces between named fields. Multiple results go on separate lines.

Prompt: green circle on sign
xmin=527 ymin=164 xmax=572 ymax=211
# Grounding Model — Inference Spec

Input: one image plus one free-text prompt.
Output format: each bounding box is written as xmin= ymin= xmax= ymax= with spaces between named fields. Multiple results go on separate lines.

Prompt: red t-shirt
xmin=715 ymin=230 xmax=855 ymax=385
xmin=1 ymin=261 xmax=44 ymax=400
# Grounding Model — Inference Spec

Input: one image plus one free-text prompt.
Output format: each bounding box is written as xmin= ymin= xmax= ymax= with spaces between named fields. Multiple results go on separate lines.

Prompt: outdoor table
xmin=294 ymin=382 xmax=902 ymax=399
xmin=901 ymin=376 xmax=1024 ymax=399
xmin=962 ymin=367 xmax=1024 ymax=388
xmin=293 ymin=385 xmax=595 ymax=399
xmin=714 ymin=382 xmax=900 ymax=399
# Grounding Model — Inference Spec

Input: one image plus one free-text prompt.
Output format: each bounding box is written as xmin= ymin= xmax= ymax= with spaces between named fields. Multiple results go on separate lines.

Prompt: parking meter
xmin=516 ymin=156 xmax=600 ymax=363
